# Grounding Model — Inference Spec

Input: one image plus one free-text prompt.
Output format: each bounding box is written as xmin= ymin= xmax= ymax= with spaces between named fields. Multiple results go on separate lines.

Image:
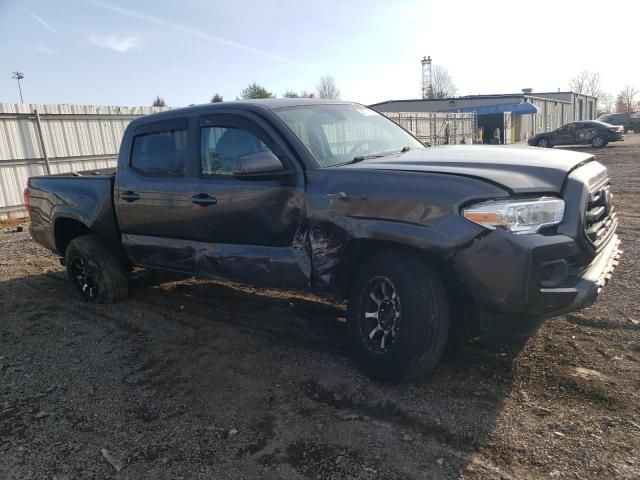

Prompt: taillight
xmin=23 ymin=188 xmax=30 ymax=210
xmin=610 ymin=126 xmax=623 ymax=133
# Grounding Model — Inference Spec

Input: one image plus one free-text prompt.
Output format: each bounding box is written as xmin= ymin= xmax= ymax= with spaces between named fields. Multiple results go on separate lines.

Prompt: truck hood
xmin=338 ymin=145 xmax=594 ymax=194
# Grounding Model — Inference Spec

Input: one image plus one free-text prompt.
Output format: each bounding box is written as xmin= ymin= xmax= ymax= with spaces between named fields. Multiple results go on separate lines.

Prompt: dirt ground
xmin=1 ymin=136 xmax=639 ymax=480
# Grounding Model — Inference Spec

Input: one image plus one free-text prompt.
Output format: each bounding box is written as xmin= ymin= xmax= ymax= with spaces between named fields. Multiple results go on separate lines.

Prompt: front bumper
xmin=540 ymin=234 xmax=621 ymax=315
xmin=452 ymin=229 xmax=621 ymax=339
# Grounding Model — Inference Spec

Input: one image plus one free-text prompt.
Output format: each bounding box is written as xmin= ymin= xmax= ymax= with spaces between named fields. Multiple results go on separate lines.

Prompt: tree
xmin=152 ymin=95 xmax=166 ymax=107
xmin=211 ymin=93 xmax=223 ymax=103
xmin=283 ymin=90 xmax=315 ymax=98
xmin=615 ymin=85 xmax=638 ymax=113
xmin=598 ymin=93 xmax=615 ymax=115
xmin=569 ymin=71 xmax=602 ymax=98
xmin=316 ymin=75 xmax=340 ymax=99
xmin=240 ymin=82 xmax=273 ymax=99
xmin=426 ymin=65 xmax=457 ymax=99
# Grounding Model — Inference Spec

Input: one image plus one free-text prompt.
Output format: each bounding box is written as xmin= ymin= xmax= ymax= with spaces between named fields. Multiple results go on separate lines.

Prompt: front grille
xmin=584 ymin=179 xmax=617 ymax=249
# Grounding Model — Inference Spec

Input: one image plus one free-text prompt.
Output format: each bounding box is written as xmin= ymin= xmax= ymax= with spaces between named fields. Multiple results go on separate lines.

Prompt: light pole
xmin=11 ymin=71 xmax=25 ymax=103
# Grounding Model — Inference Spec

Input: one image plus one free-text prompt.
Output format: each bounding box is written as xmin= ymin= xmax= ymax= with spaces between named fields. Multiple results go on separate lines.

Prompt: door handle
xmin=120 ymin=191 xmax=140 ymax=202
xmin=191 ymin=193 xmax=218 ymax=206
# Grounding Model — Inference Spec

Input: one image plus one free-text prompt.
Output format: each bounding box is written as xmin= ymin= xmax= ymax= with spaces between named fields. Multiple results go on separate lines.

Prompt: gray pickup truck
xmin=26 ymin=99 xmax=621 ymax=381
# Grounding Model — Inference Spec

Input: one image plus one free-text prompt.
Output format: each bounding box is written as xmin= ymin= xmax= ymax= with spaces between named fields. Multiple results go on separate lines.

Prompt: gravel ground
xmin=1 ymin=135 xmax=639 ymax=480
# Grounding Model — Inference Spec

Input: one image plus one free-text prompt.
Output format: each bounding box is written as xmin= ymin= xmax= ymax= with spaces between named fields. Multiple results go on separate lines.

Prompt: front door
xmin=551 ymin=123 xmax=577 ymax=145
xmin=186 ymin=114 xmax=307 ymax=289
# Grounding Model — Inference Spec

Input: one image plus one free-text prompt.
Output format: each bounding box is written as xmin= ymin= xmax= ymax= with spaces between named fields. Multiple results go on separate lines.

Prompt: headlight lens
xmin=463 ymin=197 xmax=565 ymax=234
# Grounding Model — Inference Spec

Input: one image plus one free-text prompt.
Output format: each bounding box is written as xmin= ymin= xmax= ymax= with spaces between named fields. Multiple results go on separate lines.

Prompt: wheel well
xmin=333 ymin=239 xmax=449 ymax=299
xmin=333 ymin=239 xmax=480 ymax=335
xmin=54 ymin=218 xmax=91 ymax=256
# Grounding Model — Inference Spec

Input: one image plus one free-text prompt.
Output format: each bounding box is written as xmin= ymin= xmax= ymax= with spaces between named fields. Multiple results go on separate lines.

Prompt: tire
xmin=347 ymin=251 xmax=449 ymax=382
xmin=537 ymin=138 xmax=551 ymax=148
xmin=65 ymin=234 xmax=129 ymax=303
xmin=591 ymin=136 xmax=607 ymax=148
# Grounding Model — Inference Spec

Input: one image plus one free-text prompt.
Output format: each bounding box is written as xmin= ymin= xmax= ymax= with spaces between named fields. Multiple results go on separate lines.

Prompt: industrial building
xmin=371 ymin=90 xmax=598 ymax=144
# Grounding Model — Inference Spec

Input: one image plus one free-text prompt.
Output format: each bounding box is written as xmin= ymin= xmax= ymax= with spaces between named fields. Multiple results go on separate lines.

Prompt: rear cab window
xmin=130 ymin=119 xmax=188 ymax=176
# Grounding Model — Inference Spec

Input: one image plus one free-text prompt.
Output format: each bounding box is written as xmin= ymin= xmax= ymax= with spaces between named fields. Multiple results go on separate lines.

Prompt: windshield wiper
xmin=331 ymin=154 xmax=385 ymax=167
xmin=352 ymin=154 xmax=386 ymax=162
xmin=331 ymin=146 xmax=414 ymax=167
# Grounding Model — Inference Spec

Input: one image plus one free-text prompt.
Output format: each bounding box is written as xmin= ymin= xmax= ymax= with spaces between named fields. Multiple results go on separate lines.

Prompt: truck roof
xmin=129 ymin=98 xmax=354 ymax=125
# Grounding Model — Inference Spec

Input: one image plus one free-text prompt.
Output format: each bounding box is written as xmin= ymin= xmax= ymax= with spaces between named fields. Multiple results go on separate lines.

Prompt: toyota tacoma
xmin=26 ymin=100 xmax=621 ymax=381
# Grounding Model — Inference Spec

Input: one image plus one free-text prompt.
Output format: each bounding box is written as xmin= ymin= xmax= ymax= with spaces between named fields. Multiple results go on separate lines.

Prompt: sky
xmin=1 ymin=0 xmax=639 ymax=108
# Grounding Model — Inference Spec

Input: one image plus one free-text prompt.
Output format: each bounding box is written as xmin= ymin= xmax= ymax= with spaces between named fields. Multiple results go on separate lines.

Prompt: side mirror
xmin=233 ymin=150 xmax=284 ymax=176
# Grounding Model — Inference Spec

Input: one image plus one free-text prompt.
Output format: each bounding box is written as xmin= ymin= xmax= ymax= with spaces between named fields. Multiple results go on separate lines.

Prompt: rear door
xmin=576 ymin=122 xmax=598 ymax=143
xmin=114 ymin=117 xmax=200 ymax=272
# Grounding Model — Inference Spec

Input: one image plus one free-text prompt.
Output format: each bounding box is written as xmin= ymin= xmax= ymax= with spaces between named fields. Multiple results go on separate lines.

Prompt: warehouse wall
xmin=0 ymin=103 xmax=167 ymax=219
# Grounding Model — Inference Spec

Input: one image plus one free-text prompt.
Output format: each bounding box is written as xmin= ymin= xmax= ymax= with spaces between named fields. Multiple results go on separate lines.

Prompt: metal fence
xmin=0 ymin=103 xmax=166 ymax=219
xmin=1 ymin=105 xmax=478 ymax=220
xmin=383 ymin=112 xmax=477 ymax=146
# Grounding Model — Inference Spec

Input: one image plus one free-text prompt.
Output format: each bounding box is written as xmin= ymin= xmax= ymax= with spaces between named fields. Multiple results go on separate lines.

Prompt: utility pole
xmin=11 ymin=71 xmax=25 ymax=103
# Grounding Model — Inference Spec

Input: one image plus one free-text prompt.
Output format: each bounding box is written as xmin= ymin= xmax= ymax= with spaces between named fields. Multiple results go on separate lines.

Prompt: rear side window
xmin=131 ymin=129 xmax=188 ymax=176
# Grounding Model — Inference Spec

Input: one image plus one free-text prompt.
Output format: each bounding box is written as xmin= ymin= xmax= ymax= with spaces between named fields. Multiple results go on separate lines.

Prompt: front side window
xmin=274 ymin=104 xmax=424 ymax=167
xmin=200 ymin=126 xmax=273 ymax=175
xmin=131 ymin=129 xmax=187 ymax=176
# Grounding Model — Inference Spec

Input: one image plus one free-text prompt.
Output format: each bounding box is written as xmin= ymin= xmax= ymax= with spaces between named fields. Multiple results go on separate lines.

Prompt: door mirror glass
xmin=233 ymin=150 xmax=284 ymax=175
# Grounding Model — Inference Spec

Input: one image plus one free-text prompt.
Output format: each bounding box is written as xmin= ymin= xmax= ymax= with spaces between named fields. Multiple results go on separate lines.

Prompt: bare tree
xmin=300 ymin=90 xmax=315 ymax=98
xmin=569 ymin=71 xmax=602 ymax=98
xmin=316 ymin=75 xmax=340 ymax=99
xmin=615 ymin=85 xmax=638 ymax=113
xmin=585 ymin=72 xmax=602 ymax=98
xmin=598 ymin=93 xmax=615 ymax=114
xmin=427 ymin=65 xmax=457 ymax=99
xmin=152 ymin=95 xmax=166 ymax=107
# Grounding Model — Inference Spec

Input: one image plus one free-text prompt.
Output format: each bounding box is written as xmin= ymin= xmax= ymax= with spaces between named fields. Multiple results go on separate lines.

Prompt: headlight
xmin=463 ymin=197 xmax=565 ymax=234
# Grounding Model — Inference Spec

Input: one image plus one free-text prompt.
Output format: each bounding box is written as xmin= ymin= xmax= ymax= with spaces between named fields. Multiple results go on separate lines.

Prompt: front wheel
xmin=347 ymin=251 xmax=449 ymax=382
xmin=537 ymin=138 xmax=551 ymax=148
xmin=591 ymin=136 xmax=607 ymax=148
xmin=65 ymin=234 xmax=129 ymax=303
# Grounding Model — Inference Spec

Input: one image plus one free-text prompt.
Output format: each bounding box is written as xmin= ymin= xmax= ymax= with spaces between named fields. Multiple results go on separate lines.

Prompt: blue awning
xmin=441 ymin=102 xmax=538 ymax=116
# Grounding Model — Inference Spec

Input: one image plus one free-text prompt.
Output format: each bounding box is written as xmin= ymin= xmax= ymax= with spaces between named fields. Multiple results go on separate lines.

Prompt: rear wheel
xmin=591 ymin=136 xmax=607 ymax=148
xmin=537 ymin=138 xmax=551 ymax=148
xmin=347 ymin=251 xmax=449 ymax=382
xmin=65 ymin=234 xmax=128 ymax=303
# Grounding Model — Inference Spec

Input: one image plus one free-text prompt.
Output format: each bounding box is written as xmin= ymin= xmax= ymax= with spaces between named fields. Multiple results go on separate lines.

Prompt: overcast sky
xmin=1 ymin=0 xmax=639 ymax=107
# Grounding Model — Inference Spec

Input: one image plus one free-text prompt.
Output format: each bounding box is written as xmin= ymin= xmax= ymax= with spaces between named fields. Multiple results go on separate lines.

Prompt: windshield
xmin=273 ymin=104 xmax=425 ymax=167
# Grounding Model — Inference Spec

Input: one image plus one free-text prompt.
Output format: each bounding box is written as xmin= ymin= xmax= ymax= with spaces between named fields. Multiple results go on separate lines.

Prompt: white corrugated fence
xmin=0 ymin=103 xmax=167 ymax=219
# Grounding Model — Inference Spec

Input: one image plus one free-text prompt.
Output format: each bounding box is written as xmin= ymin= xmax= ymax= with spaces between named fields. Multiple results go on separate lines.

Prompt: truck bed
xmin=27 ymin=174 xmax=121 ymax=256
